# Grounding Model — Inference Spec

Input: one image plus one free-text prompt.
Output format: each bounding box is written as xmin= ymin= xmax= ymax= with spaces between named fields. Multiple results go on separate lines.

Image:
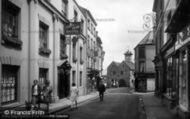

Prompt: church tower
xmin=124 ymin=50 xmax=133 ymax=62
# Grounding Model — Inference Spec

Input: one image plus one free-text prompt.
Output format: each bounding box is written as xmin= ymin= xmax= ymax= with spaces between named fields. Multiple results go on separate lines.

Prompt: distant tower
xmin=124 ymin=50 xmax=133 ymax=62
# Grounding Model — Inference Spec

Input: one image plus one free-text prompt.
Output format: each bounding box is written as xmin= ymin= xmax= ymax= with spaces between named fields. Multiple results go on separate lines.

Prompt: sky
xmin=76 ymin=0 xmax=154 ymax=74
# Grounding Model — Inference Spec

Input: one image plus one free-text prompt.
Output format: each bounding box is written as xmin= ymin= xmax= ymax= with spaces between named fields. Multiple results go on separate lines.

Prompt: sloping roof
xmin=113 ymin=61 xmax=120 ymax=67
xmin=135 ymin=31 xmax=155 ymax=49
xmin=79 ymin=6 xmax=97 ymax=26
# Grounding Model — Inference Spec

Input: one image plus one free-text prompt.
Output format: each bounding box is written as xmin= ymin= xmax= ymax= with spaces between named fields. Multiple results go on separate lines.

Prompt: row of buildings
xmin=0 ymin=0 xmax=105 ymax=107
xmin=153 ymin=0 xmax=190 ymax=118
xmin=107 ymin=50 xmax=135 ymax=88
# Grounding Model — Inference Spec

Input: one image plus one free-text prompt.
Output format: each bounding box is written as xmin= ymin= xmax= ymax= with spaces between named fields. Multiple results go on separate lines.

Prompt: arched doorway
xmin=118 ymin=79 xmax=127 ymax=87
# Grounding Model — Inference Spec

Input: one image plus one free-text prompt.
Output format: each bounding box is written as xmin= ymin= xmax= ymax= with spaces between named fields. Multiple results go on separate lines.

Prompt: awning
xmin=165 ymin=0 xmax=190 ymax=33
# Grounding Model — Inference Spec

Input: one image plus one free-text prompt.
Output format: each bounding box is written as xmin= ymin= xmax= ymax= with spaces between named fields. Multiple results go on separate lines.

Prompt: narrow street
xmin=57 ymin=88 xmax=143 ymax=119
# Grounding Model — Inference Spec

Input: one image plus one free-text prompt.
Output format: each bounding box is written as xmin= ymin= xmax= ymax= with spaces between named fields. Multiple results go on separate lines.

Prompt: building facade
xmin=153 ymin=0 xmax=190 ymax=118
xmin=0 ymin=0 xmax=104 ymax=108
xmin=80 ymin=6 xmax=105 ymax=93
xmin=107 ymin=50 xmax=134 ymax=87
xmin=134 ymin=31 xmax=155 ymax=92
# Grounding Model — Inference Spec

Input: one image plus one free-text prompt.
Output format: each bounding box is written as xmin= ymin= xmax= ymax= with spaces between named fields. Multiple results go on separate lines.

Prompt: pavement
xmin=49 ymin=91 xmax=99 ymax=114
xmin=136 ymin=92 xmax=177 ymax=119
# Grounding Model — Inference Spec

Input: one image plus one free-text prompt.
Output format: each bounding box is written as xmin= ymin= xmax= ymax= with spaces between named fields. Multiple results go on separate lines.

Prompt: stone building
xmin=107 ymin=50 xmax=134 ymax=87
xmin=0 ymin=0 xmax=104 ymax=108
xmin=134 ymin=31 xmax=155 ymax=92
xmin=80 ymin=6 xmax=105 ymax=93
xmin=153 ymin=0 xmax=190 ymax=118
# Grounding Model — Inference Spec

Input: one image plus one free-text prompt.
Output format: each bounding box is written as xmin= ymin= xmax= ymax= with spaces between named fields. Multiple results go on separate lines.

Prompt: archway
xmin=118 ymin=79 xmax=127 ymax=87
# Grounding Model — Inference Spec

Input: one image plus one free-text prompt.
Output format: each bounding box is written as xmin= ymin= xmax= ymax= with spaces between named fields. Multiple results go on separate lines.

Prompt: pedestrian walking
xmin=98 ymin=80 xmax=106 ymax=101
xmin=70 ymin=83 xmax=79 ymax=110
xmin=31 ymin=80 xmax=41 ymax=109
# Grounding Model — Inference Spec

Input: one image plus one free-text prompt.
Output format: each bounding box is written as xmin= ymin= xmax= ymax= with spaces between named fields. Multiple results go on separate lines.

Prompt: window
xmin=72 ymin=71 xmax=76 ymax=84
xmin=113 ymin=71 xmax=116 ymax=75
xmin=1 ymin=0 xmax=22 ymax=47
xmin=39 ymin=68 xmax=48 ymax=88
xmin=139 ymin=61 xmax=145 ymax=72
xmin=74 ymin=10 xmax=78 ymax=22
xmin=39 ymin=21 xmax=48 ymax=49
xmin=72 ymin=41 xmax=77 ymax=62
xmin=139 ymin=47 xmax=145 ymax=59
xmin=39 ymin=21 xmax=51 ymax=56
xmin=1 ymin=65 xmax=19 ymax=105
xmin=62 ymin=0 xmax=68 ymax=17
xmin=60 ymin=35 xmax=67 ymax=59
xmin=87 ymin=19 xmax=90 ymax=30
xmin=121 ymin=71 xmax=124 ymax=75
xmin=80 ymin=71 xmax=82 ymax=86
xmin=81 ymin=19 xmax=84 ymax=34
xmin=180 ymin=50 xmax=188 ymax=107
xmin=80 ymin=47 xmax=83 ymax=64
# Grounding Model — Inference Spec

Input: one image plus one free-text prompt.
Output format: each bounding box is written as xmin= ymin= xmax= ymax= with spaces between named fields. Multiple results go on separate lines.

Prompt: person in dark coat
xmin=98 ymin=80 xmax=106 ymax=101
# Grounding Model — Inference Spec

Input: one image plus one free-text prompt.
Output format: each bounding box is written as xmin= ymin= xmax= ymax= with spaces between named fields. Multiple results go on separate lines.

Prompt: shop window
xmin=39 ymin=68 xmax=48 ymax=88
xmin=1 ymin=65 xmax=19 ymax=105
xmin=60 ymin=35 xmax=68 ymax=59
xmin=166 ymin=57 xmax=173 ymax=97
xmin=1 ymin=0 xmax=22 ymax=48
xmin=180 ymin=50 xmax=188 ymax=107
xmin=80 ymin=71 xmax=82 ymax=86
xmin=39 ymin=21 xmax=51 ymax=56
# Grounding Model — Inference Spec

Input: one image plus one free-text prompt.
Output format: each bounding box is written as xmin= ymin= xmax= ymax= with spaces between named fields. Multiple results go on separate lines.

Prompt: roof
xmin=113 ymin=61 xmax=120 ymax=66
xmin=79 ymin=6 xmax=97 ymax=26
xmin=124 ymin=61 xmax=135 ymax=70
xmin=135 ymin=31 xmax=155 ymax=48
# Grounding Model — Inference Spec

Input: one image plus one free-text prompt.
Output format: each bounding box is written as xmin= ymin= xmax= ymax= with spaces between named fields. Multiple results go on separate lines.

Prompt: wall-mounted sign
xmin=65 ymin=22 xmax=81 ymax=35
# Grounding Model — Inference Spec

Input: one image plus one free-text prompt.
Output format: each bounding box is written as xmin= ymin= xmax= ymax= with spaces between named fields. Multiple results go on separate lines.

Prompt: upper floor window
xmin=139 ymin=46 xmax=145 ymax=59
xmin=74 ymin=10 xmax=78 ymax=22
xmin=2 ymin=0 xmax=22 ymax=48
xmin=62 ymin=0 xmax=68 ymax=17
xmin=139 ymin=61 xmax=145 ymax=72
xmin=39 ymin=21 xmax=51 ymax=56
xmin=60 ymin=35 xmax=68 ymax=59
xmin=81 ymin=19 xmax=84 ymax=34
xmin=87 ymin=19 xmax=90 ymax=30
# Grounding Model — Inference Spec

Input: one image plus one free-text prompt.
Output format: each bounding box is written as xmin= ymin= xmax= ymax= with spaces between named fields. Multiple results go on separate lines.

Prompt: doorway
xmin=58 ymin=69 xmax=70 ymax=99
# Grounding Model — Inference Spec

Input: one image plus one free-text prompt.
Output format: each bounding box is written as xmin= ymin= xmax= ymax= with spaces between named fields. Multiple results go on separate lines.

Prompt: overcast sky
xmin=76 ymin=0 xmax=154 ymax=74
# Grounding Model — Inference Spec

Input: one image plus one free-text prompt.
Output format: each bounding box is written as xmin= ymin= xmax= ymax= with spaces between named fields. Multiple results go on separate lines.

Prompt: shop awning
xmin=165 ymin=0 xmax=190 ymax=33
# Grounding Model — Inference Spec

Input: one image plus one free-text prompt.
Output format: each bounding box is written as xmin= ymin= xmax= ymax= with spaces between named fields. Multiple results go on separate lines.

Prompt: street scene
xmin=0 ymin=0 xmax=190 ymax=119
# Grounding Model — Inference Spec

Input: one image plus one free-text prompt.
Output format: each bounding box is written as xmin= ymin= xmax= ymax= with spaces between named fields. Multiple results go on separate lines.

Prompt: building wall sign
xmin=65 ymin=22 xmax=81 ymax=35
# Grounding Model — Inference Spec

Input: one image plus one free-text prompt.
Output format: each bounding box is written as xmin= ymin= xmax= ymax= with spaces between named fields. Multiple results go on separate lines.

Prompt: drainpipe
xmin=52 ymin=14 xmax=57 ymax=102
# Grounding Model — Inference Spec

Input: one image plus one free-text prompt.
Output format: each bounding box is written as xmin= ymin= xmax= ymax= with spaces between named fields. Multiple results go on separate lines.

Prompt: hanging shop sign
xmin=65 ymin=22 xmax=81 ymax=35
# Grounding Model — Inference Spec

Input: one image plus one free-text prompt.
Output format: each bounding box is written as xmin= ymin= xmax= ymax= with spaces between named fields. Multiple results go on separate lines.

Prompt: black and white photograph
xmin=0 ymin=0 xmax=190 ymax=119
